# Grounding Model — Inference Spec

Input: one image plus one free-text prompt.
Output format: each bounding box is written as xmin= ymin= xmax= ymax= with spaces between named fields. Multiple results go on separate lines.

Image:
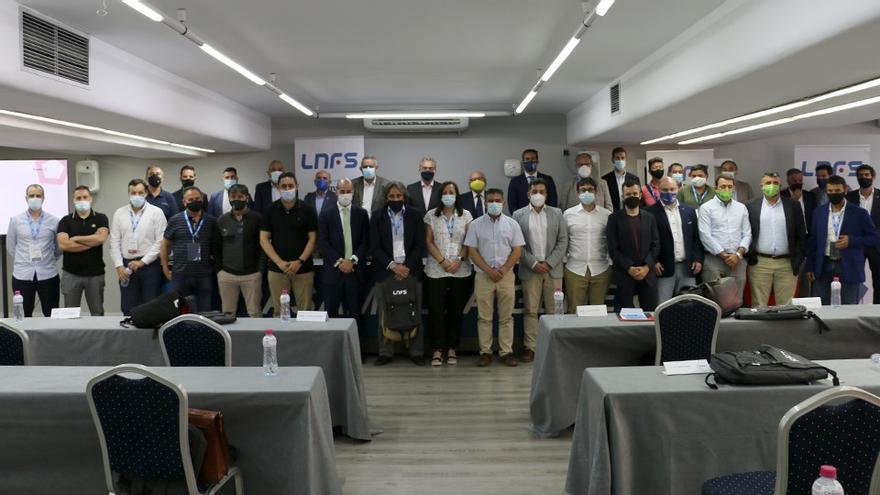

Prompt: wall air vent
xmin=363 ymin=118 xmax=469 ymax=133
xmin=21 ymin=10 xmax=89 ymax=86
xmin=610 ymin=82 xmax=620 ymax=115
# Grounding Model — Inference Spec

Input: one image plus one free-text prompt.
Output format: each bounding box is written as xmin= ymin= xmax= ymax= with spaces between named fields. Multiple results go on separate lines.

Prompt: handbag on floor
xmin=705 ymin=344 xmax=839 ymax=389
xmin=187 ymin=408 xmax=232 ymax=484
xmin=734 ymin=304 xmax=830 ymax=333
xmin=679 ymin=276 xmax=742 ymax=316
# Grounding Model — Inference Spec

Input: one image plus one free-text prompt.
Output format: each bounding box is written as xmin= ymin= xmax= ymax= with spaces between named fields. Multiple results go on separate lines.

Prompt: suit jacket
xmin=304 ymin=190 xmax=338 ymax=217
xmin=606 ymin=209 xmax=660 ymax=285
xmin=601 ymin=170 xmax=640 ymax=211
xmin=781 ymin=188 xmax=817 ymax=235
xmin=253 ymin=181 xmax=277 ymax=215
xmin=560 ymin=176 xmax=614 ymax=211
xmin=511 ymin=205 xmax=568 ymax=280
xmin=369 ymin=206 xmax=426 ymax=283
xmin=805 ymin=202 xmax=880 ymax=284
xmin=507 ymin=172 xmax=558 ymax=213
xmin=734 ymin=180 xmax=754 ymax=203
xmin=745 ymin=196 xmax=806 ymax=275
xmin=318 ymin=204 xmax=370 ymax=284
xmin=351 ymin=176 xmax=391 ymax=215
xmin=406 ymin=180 xmax=443 ymax=212
xmin=646 ymin=202 xmax=704 ymax=278
xmin=459 ymin=191 xmax=486 ymax=219
xmin=207 ymin=190 xmax=254 ymax=218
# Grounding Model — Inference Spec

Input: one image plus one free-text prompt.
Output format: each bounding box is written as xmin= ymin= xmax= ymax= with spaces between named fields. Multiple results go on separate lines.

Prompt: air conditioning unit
xmin=363 ymin=118 xmax=469 ymax=133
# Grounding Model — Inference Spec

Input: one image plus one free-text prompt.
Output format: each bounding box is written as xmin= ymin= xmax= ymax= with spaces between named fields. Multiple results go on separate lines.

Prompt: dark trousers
xmin=613 ymin=272 xmax=659 ymax=313
xmin=120 ymin=260 xmax=163 ymax=316
xmin=12 ymin=274 xmax=60 ymax=317
xmin=815 ymin=257 xmax=861 ymax=305
xmin=868 ymin=248 xmax=880 ymax=304
xmin=171 ymin=273 xmax=214 ymax=312
xmin=324 ymin=271 xmax=365 ymax=344
xmin=425 ymin=275 xmax=471 ymax=351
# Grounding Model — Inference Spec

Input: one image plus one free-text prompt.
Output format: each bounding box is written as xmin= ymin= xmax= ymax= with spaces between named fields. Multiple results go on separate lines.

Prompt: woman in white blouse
xmin=424 ymin=181 xmax=473 ymax=366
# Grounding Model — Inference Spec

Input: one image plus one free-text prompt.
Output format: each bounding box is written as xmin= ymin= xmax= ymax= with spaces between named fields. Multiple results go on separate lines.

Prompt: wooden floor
xmin=334 ymin=356 xmax=574 ymax=495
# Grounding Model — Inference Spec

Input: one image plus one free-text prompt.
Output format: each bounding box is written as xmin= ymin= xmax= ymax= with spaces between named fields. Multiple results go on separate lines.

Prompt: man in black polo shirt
xmin=259 ymin=172 xmax=318 ymax=316
xmin=211 ymin=184 xmax=262 ymax=317
xmin=160 ymin=186 xmax=216 ymax=311
xmin=145 ymin=165 xmax=180 ymax=220
xmin=56 ymin=185 xmax=109 ymax=315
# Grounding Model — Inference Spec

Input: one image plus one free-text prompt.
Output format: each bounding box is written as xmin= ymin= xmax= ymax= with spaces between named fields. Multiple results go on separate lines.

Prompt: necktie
xmin=342 ymin=207 xmax=352 ymax=259
xmin=475 ymin=194 xmax=483 ymax=218
xmin=527 ymin=176 xmax=534 ymax=184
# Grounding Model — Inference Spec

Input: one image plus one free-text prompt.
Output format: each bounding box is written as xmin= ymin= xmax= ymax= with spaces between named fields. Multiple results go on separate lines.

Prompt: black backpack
xmin=120 ymin=291 xmax=185 ymax=329
xmin=705 ymin=344 xmax=839 ymax=389
xmin=380 ymin=277 xmax=420 ymax=344
xmin=733 ymin=304 xmax=830 ymax=333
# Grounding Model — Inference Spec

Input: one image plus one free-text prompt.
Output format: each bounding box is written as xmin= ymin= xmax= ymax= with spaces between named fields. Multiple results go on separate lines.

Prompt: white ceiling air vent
xmin=610 ymin=81 xmax=620 ymax=115
xmin=363 ymin=118 xmax=469 ymax=133
xmin=21 ymin=10 xmax=89 ymax=86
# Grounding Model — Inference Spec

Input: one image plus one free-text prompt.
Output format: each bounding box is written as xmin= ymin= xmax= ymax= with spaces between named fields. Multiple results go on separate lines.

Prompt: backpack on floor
xmin=380 ymin=277 xmax=420 ymax=346
xmin=120 ymin=291 xmax=185 ymax=329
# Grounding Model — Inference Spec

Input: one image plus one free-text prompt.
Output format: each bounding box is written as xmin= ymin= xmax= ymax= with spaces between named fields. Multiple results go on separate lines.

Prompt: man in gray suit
xmin=351 ymin=155 xmax=390 ymax=217
xmin=513 ymin=178 xmax=568 ymax=363
xmin=560 ymin=151 xmax=613 ymax=210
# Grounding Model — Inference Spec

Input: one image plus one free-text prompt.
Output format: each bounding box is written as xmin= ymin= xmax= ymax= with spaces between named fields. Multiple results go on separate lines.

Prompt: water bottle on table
xmin=812 ymin=465 xmax=844 ymax=495
xmin=12 ymin=291 xmax=25 ymax=323
xmin=830 ymin=277 xmax=842 ymax=308
xmin=263 ymin=330 xmax=278 ymax=376
xmin=279 ymin=288 xmax=291 ymax=321
xmin=553 ymin=288 xmax=565 ymax=319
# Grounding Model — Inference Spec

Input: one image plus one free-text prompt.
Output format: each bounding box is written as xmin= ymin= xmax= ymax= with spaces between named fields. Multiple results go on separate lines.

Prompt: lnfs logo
xmin=300 ymin=152 xmax=359 ymax=170
xmin=800 ymin=160 xmax=863 ymax=177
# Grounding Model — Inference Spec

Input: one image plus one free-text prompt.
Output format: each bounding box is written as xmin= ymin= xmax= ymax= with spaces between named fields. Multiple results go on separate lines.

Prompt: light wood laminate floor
xmin=335 ymin=357 xmax=573 ymax=494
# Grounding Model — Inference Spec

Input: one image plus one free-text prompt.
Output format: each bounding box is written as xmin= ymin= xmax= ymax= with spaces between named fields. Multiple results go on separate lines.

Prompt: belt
xmin=122 ymin=256 xmax=144 ymax=261
xmin=757 ymin=253 xmax=789 ymax=259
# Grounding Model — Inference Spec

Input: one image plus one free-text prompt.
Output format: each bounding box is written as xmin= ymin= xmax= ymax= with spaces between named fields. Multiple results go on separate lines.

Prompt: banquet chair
xmin=702 ymin=386 xmax=880 ymax=494
xmin=0 ymin=322 xmax=31 ymax=365
xmin=159 ymin=314 xmax=232 ymax=367
xmin=653 ymin=294 xmax=720 ymax=365
xmin=86 ymin=363 xmax=243 ymax=495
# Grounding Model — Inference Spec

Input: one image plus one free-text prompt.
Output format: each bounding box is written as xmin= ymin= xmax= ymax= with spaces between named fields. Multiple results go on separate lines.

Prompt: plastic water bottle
xmin=12 ymin=291 xmax=25 ymax=323
xmin=279 ymin=289 xmax=291 ymax=322
xmin=812 ymin=465 xmax=844 ymax=495
xmin=119 ymin=268 xmax=132 ymax=288
xmin=554 ymin=288 xmax=565 ymax=319
xmin=830 ymin=277 xmax=842 ymax=309
xmin=263 ymin=330 xmax=278 ymax=376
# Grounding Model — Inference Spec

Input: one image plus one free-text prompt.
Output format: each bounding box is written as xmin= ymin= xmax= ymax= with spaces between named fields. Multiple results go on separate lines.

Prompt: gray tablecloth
xmin=565 ymin=359 xmax=880 ymax=495
xmin=530 ymin=306 xmax=880 ymax=436
xmin=0 ymin=366 xmax=341 ymax=495
xmin=3 ymin=316 xmax=372 ymax=440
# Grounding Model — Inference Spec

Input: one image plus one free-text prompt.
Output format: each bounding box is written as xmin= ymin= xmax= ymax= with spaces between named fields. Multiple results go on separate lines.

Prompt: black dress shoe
xmin=411 ymin=356 xmax=426 ymax=366
xmin=374 ymin=355 xmax=393 ymax=366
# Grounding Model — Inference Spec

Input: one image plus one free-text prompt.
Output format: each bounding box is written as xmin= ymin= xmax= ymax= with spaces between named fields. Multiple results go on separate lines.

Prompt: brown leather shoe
xmin=501 ymin=354 xmax=519 ymax=367
xmin=521 ymin=349 xmax=535 ymax=363
xmin=476 ymin=353 xmax=492 ymax=367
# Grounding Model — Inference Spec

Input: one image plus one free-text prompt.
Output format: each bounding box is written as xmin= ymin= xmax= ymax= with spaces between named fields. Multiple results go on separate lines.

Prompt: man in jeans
xmin=211 ymin=184 xmax=262 ymax=317
xmin=56 ymin=185 xmax=109 ymax=315
xmin=161 ymin=186 xmax=216 ymax=311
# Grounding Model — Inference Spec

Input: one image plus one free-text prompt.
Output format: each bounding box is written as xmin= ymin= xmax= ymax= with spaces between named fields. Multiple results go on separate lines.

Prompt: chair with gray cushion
xmin=702 ymin=386 xmax=880 ymax=494
xmin=653 ymin=294 xmax=720 ymax=365
xmin=0 ymin=322 xmax=30 ymax=365
xmin=159 ymin=314 xmax=232 ymax=367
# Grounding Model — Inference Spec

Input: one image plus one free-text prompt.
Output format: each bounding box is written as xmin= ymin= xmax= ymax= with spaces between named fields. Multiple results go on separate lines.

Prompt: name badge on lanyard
xmin=28 ymin=215 xmax=44 ymax=261
xmin=128 ymin=209 xmax=142 ymax=254
xmin=185 ymin=214 xmax=204 ymax=262
xmin=443 ymin=215 xmax=459 ymax=258
xmin=389 ymin=210 xmax=405 ymax=260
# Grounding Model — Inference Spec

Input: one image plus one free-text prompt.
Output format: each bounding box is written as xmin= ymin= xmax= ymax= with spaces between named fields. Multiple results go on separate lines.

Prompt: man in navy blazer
xmin=253 ymin=160 xmax=285 ymax=214
xmin=208 ymin=167 xmax=253 ymax=218
xmin=806 ymin=175 xmax=880 ymax=305
xmin=303 ymin=170 xmax=338 ymax=217
xmin=847 ymin=164 xmax=880 ymax=303
xmin=601 ymin=147 xmax=640 ymax=211
xmin=646 ymin=177 xmax=703 ymax=303
xmin=459 ymin=170 xmax=488 ymax=219
xmin=406 ymin=157 xmax=443 ymax=212
xmin=507 ymin=149 xmax=558 ymax=213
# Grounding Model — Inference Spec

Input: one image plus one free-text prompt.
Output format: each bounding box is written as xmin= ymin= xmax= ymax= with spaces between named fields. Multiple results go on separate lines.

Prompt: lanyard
xmin=388 ymin=208 xmax=403 ymax=236
xmin=184 ymin=213 xmax=204 ymax=241
xmin=831 ymin=209 xmax=843 ymax=238
xmin=692 ymin=185 xmax=708 ymax=204
xmin=646 ymin=182 xmax=660 ymax=201
xmin=443 ymin=214 xmax=456 ymax=240
xmin=129 ymin=208 xmax=143 ymax=233
xmin=27 ymin=213 xmax=44 ymax=239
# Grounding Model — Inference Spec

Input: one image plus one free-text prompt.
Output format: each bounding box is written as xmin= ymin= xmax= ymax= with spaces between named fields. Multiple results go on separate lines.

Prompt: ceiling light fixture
xmin=280 ymin=94 xmax=314 ymax=117
xmin=344 ymin=112 xmax=487 ymax=119
xmin=120 ymin=0 xmax=163 ymax=21
xmin=200 ymin=44 xmax=266 ymax=86
xmin=595 ymin=0 xmax=616 ymax=16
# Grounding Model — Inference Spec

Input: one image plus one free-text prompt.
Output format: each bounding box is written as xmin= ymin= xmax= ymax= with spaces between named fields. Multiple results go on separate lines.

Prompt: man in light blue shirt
xmin=698 ymin=175 xmax=752 ymax=294
xmin=6 ymin=184 xmax=61 ymax=317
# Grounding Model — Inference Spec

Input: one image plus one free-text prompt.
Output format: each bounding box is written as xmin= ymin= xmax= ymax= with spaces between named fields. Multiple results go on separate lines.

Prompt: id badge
xmin=393 ymin=240 xmax=406 ymax=259
xmin=127 ymin=238 xmax=139 ymax=255
xmin=445 ymin=242 xmax=460 ymax=259
xmin=29 ymin=243 xmax=42 ymax=261
xmin=187 ymin=242 xmax=202 ymax=262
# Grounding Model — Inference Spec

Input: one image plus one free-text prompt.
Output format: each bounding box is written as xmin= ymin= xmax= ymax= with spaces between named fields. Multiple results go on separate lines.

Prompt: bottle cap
xmin=281 ymin=288 xmax=289 ymax=294
xmin=265 ymin=330 xmax=274 ymax=335
xmin=832 ymin=276 xmax=840 ymax=282
xmin=820 ymin=465 xmax=837 ymax=479
xmin=14 ymin=290 xmax=21 ymax=295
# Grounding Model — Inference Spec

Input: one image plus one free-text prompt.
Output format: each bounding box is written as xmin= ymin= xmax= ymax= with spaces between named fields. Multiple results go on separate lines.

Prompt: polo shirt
xmin=212 ymin=209 xmax=262 ymax=275
xmin=260 ymin=200 xmax=318 ymax=273
xmin=57 ymin=210 xmax=109 ymax=277
xmin=146 ymin=189 xmax=180 ymax=220
xmin=163 ymin=211 xmax=216 ymax=276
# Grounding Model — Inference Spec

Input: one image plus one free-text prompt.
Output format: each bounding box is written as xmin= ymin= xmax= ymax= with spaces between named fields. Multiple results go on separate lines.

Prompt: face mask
xmin=762 ymin=184 xmax=780 ymax=198
xmin=530 ymin=193 xmax=546 ymax=208
xmin=487 ymin=202 xmax=503 ymax=217
xmin=613 ymin=160 xmax=626 ymax=171
xmin=186 ymin=200 xmax=203 ymax=212
xmin=691 ymin=176 xmax=707 ymax=188
xmin=671 ymin=173 xmax=684 ymax=184
xmin=361 ymin=166 xmax=376 ymax=180
xmin=469 ymin=179 xmax=486 ymax=192
xmin=660 ymin=191 xmax=677 ymax=204
xmin=421 ymin=170 xmax=435 ymax=182
xmin=715 ymin=189 xmax=733 ymax=202
xmin=650 ymin=169 xmax=664 ymax=180
xmin=129 ymin=195 xmax=146 ymax=208
xmin=816 ymin=178 xmax=829 ymax=189
xmin=224 ymin=179 xmax=237 ymax=190
xmin=27 ymin=197 xmax=43 ymax=210
xmin=337 ymin=193 xmax=353 ymax=207
xmin=623 ymin=196 xmax=641 ymax=209
xmin=828 ymin=192 xmax=845 ymax=205
xmin=315 ymin=178 xmax=329 ymax=191
xmin=181 ymin=179 xmax=195 ymax=188
xmin=387 ymin=200 xmax=404 ymax=213
xmin=270 ymin=171 xmax=283 ymax=184
xmin=74 ymin=200 xmax=91 ymax=213
xmin=579 ymin=191 xmax=595 ymax=205
xmin=441 ymin=194 xmax=456 ymax=207
xmin=789 ymin=183 xmax=803 ymax=192
xmin=280 ymin=189 xmax=297 ymax=202
xmin=147 ymin=175 xmax=162 ymax=187
xmin=721 ymin=171 xmax=736 ymax=180
xmin=858 ymin=177 xmax=874 ymax=189
xmin=522 ymin=161 xmax=538 ymax=173
xmin=577 ymin=165 xmax=592 ymax=178
xmin=230 ymin=199 xmax=247 ymax=211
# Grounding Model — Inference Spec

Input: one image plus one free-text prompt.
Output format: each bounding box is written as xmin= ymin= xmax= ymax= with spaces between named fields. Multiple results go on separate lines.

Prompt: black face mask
xmin=230 ymin=199 xmax=247 ymax=211
xmin=186 ymin=200 xmax=203 ymax=212
xmin=387 ymin=200 xmax=404 ymax=213
xmin=650 ymin=169 xmax=664 ymax=180
xmin=623 ymin=196 xmax=641 ymax=209
xmin=789 ymin=183 xmax=803 ymax=192
xmin=828 ymin=193 xmax=845 ymax=206
xmin=858 ymin=177 xmax=874 ymax=189
xmin=182 ymin=179 xmax=195 ymax=188
xmin=147 ymin=175 xmax=162 ymax=187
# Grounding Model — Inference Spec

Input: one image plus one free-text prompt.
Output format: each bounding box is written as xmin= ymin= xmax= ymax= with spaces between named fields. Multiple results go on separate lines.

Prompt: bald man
xmin=460 ymin=170 xmax=488 ymax=219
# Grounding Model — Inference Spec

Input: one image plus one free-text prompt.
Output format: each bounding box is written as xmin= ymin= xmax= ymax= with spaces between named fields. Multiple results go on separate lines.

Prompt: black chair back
xmin=654 ymin=294 xmax=720 ymax=365
xmin=159 ymin=315 xmax=231 ymax=367
xmin=0 ymin=323 xmax=29 ymax=365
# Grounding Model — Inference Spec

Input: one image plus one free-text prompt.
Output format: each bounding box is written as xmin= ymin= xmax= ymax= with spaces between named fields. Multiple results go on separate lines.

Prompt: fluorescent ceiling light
xmin=515 ymin=91 xmax=538 ymax=115
xmin=0 ymin=109 xmax=215 ymax=153
xmin=121 ymin=0 xmax=163 ymax=22
xmin=345 ymin=112 xmax=486 ymax=119
xmin=595 ymin=0 xmax=616 ymax=16
xmin=200 ymin=44 xmax=266 ymax=86
xmin=541 ymin=37 xmax=581 ymax=82
xmin=279 ymin=94 xmax=314 ymax=117
xmin=677 ymin=94 xmax=880 ymax=145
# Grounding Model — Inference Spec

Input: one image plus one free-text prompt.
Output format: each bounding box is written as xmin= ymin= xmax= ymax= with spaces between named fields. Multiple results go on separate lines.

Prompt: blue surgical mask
xmin=660 ymin=191 xmax=677 ymax=204
xmin=280 ymin=189 xmax=297 ymax=202
xmin=613 ymin=160 xmax=626 ymax=171
xmin=671 ymin=173 xmax=684 ymax=184
xmin=270 ymin=171 xmax=283 ymax=183
xmin=74 ymin=200 xmax=91 ymax=213
xmin=817 ymin=178 xmax=829 ymax=189
xmin=522 ymin=161 xmax=538 ymax=173
xmin=315 ymin=178 xmax=329 ymax=191
xmin=487 ymin=202 xmax=503 ymax=216
xmin=27 ymin=197 xmax=43 ymax=210
xmin=223 ymin=178 xmax=237 ymax=190
xmin=129 ymin=195 xmax=146 ymax=208
xmin=579 ymin=191 xmax=595 ymax=205
xmin=362 ymin=166 xmax=376 ymax=180
xmin=441 ymin=194 xmax=456 ymax=207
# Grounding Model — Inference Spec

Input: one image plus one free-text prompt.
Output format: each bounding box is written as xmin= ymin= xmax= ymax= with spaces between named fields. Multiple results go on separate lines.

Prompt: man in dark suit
xmin=507 ymin=148 xmax=558 ymax=212
xmin=601 ymin=146 xmax=640 ymax=211
xmin=253 ymin=160 xmax=285 ymax=214
xmin=318 ymin=178 xmax=369 ymax=352
xmin=303 ymin=170 xmax=338 ymax=217
xmin=370 ymin=181 xmax=426 ymax=366
xmin=847 ymin=164 xmax=880 ymax=303
xmin=810 ymin=163 xmax=833 ymax=207
xmin=646 ymin=177 xmax=703 ymax=303
xmin=746 ymin=172 xmax=806 ymax=307
xmin=406 ymin=156 xmax=442 ymax=212
xmin=806 ymin=175 xmax=880 ymax=305
xmin=459 ymin=170 xmax=487 ymax=219
xmin=606 ymin=178 xmax=660 ymax=312
xmin=781 ymin=168 xmax=816 ymax=235
xmin=208 ymin=167 xmax=253 ymax=218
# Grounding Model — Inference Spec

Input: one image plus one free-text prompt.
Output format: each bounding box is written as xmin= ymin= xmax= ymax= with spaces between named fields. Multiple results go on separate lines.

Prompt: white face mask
xmin=270 ymin=171 xmax=283 ymax=183
xmin=577 ymin=165 xmax=592 ymax=178
xmin=74 ymin=200 xmax=91 ymax=213
xmin=529 ymin=193 xmax=546 ymax=208
xmin=337 ymin=193 xmax=353 ymax=207
xmin=280 ymin=188 xmax=297 ymax=202
xmin=487 ymin=202 xmax=503 ymax=217
xmin=691 ymin=176 xmax=707 ymax=188
xmin=27 ymin=197 xmax=43 ymax=210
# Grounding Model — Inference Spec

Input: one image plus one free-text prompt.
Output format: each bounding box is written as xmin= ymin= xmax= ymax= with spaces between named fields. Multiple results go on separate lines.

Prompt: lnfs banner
xmin=795 ymin=145 xmax=871 ymax=191
xmin=294 ymin=136 xmax=365 ymax=193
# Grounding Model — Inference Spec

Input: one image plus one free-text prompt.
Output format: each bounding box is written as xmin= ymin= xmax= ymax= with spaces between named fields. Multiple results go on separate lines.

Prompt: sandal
xmin=431 ymin=351 xmax=443 ymax=367
xmin=446 ymin=350 xmax=458 ymax=366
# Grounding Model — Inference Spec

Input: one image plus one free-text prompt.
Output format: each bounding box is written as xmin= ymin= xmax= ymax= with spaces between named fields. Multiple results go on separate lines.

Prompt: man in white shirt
xmin=352 ymin=155 xmax=390 ymax=217
xmin=406 ymin=156 xmax=442 ymax=212
xmin=698 ymin=175 xmax=752 ymax=294
xmin=563 ymin=177 xmax=612 ymax=310
xmin=108 ymin=178 xmax=168 ymax=315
